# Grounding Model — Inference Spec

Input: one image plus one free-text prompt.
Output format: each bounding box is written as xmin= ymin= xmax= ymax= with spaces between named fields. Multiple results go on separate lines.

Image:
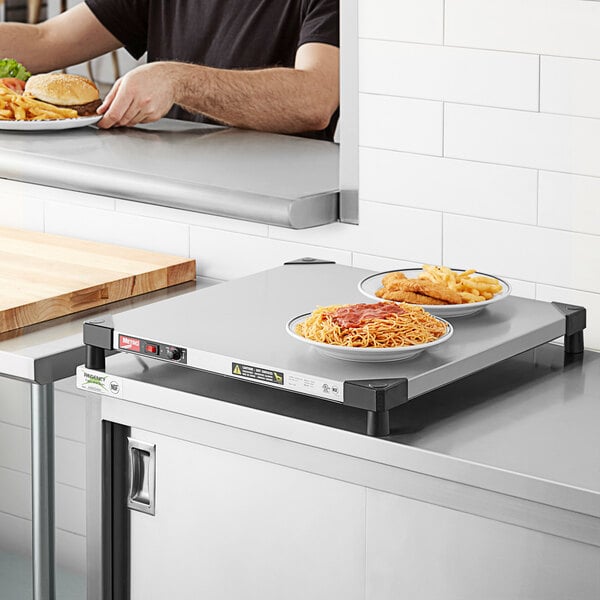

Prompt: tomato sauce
xmin=330 ymin=302 xmax=406 ymax=329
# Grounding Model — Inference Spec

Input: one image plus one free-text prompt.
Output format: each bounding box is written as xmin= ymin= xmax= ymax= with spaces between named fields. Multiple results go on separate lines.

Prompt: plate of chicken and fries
xmin=359 ymin=265 xmax=511 ymax=318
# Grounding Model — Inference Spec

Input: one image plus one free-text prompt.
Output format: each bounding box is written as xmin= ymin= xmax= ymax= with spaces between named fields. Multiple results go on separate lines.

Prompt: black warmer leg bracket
xmin=345 ymin=378 xmax=408 ymax=437
xmin=83 ymin=318 xmax=114 ymax=371
xmin=552 ymin=302 xmax=586 ymax=355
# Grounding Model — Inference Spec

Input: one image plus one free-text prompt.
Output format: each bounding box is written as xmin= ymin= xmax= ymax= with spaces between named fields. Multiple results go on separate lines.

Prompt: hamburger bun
xmin=24 ymin=73 xmax=101 ymax=117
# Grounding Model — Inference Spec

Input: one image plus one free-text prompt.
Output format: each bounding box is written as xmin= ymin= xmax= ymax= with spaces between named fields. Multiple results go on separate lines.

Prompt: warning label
xmin=231 ymin=363 xmax=284 ymax=385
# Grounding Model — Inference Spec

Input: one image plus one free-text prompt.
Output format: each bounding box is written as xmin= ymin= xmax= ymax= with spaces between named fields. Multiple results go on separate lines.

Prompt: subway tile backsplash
xmin=540 ymin=56 xmax=600 ymax=120
xmin=359 ymin=0 xmax=600 ymax=349
xmin=359 ymin=94 xmax=443 ymax=155
xmin=445 ymin=0 xmax=600 ymax=59
xmin=359 ymin=40 xmax=539 ymax=111
xmin=444 ymin=104 xmax=600 ymax=177
xmin=358 ymin=0 xmax=443 ymax=44
xmin=359 ymin=148 xmax=538 ymax=224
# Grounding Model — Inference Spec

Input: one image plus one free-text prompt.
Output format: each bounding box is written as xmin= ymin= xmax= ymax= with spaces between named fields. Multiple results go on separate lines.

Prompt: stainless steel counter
xmin=0 ymin=119 xmax=339 ymax=229
xmin=91 ymin=343 xmax=600 ymax=549
xmin=77 ymin=263 xmax=598 ymax=532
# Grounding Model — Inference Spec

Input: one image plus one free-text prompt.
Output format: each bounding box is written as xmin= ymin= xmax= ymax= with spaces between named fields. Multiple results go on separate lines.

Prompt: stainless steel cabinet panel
xmin=366 ymin=489 xmax=600 ymax=600
xmin=128 ymin=427 xmax=366 ymax=600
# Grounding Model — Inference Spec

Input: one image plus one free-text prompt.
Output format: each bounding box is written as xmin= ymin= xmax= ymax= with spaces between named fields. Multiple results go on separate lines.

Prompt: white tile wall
xmin=44 ymin=200 xmax=189 ymax=256
xmin=0 ymin=183 xmax=44 ymax=231
xmin=270 ymin=201 xmax=443 ymax=265
xmin=359 ymin=94 xmax=443 ymax=155
xmin=0 ymin=385 xmax=86 ymax=443
xmin=116 ymin=199 xmax=269 ymax=237
xmin=358 ymin=0 xmax=443 ymax=44
xmin=0 ymin=468 xmax=85 ymax=536
xmin=445 ymin=0 xmax=600 ymax=60
xmin=444 ymin=215 xmax=600 ymax=294
xmin=352 ymin=254 xmax=421 ymax=272
xmin=359 ymin=40 xmax=539 ymax=110
xmin=541 ymin=56 xmax=600 ymax=119
xmin=538 ymin=172 xmax=600 ymax=236
xmin=356 ymin=2 xmax=600 ymax=352
xmin=0 ymin=422 xmax=85 ymax=490
xmin=0 ymin=511 xmax=86 ymax=573
xmin=189 ymin=227 xmax=351 ymax=280
xmin=445 ymin=104 xmax=600 ymax=178
xmin=359 ymin=148 xmax=537 ymax=224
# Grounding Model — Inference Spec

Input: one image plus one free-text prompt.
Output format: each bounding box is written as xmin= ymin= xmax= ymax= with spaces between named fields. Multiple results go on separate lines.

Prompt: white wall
xmin=356 ymin=0 xmax=600 ymax=350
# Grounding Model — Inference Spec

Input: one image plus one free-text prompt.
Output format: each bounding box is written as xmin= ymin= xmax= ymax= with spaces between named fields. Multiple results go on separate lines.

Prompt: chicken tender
xmin=381 ymin=272 xmax=407 ymax=289
xmin=396 ymin=279 xmax=463 ymax=304
xmin=378 ymin=289 xmax=449 ymax=305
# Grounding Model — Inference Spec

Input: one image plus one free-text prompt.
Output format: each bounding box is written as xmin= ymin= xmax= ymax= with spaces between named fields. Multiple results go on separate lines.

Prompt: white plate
xmin=359 ymin=268 xmax=511 ymax=318
xmin=0 ymin=115 xmax=101 ymax=131
xmin=286 ymin=312 xmax=453 ymax=362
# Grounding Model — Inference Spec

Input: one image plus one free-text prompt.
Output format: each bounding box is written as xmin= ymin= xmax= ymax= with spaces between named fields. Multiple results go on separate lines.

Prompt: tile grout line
xmin=359 ymin=90 xmax=600 ymax=122
xmin=536 ymin=170 xmax=540 ymax=225
xmin=359 ymin=144 xmax=600 ymax=181
xmin=442 ymin=0 xmax=446 ymax=45
xmin=441 ymin=212 xmax=445 ymax=264
xmin=441 ymin=102 xmax=446 ymax=157
xmin=358 ymin=35 xmax=600 ymax=63
xmin=538 ymin=54 xmax=542 ymax=112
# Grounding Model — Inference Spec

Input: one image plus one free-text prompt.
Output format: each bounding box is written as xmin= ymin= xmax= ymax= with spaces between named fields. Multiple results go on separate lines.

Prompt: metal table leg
xmin=31 ymin=383 xmax=55 ymax=600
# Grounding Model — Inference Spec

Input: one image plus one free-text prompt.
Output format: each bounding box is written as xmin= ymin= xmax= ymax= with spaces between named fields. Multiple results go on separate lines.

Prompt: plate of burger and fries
xmin=0 ymin=58 xmax=101 ymax=130
xmin=359 ymin=265 xmax=511 ymax=318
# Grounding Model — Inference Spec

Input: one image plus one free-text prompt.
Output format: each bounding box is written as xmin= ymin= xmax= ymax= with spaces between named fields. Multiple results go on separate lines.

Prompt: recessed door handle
xmin=127 ymin=438 xmax=156 ymax=515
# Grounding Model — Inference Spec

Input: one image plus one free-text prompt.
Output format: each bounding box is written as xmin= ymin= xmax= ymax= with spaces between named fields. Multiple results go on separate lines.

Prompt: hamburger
xmin=24 ymin=73 xmax=101 ymax=117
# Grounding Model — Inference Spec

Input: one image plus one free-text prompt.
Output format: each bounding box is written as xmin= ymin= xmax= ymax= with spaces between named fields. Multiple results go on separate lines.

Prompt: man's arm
xmin=97 ymin=43 xmax=340 ymax=133
xmin=0 ymin=3 xmax=121 ymax=74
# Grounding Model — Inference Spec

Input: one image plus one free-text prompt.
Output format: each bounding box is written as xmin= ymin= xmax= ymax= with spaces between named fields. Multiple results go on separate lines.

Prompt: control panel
xmin=118 ymin=334 xmax=187 ymax=364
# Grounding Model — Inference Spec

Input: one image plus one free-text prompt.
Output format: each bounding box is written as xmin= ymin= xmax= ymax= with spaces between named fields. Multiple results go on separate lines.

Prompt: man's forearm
xmin=169 ymin=62 xmax=339 ymax=134
xmin=0 ymin=23 xmax=49 ymax=73
xmin=0 ymin=5 xmax=122 ymax=75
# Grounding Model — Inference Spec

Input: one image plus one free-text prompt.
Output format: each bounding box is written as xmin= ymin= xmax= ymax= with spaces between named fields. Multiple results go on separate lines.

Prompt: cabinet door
xmin=366 ymin=489 xmax=600 ymax=600
xmin=128 ymin=428 xmax=365 ymax=600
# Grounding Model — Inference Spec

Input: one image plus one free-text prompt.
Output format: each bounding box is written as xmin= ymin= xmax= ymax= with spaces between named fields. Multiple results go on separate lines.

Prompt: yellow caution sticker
xmin=231 ymin=362 xmax=284 ymax=385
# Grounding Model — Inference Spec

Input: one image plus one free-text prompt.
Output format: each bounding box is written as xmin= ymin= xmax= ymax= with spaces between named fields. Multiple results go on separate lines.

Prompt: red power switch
xmin=145 ymin=344 xmax=158 ymax=354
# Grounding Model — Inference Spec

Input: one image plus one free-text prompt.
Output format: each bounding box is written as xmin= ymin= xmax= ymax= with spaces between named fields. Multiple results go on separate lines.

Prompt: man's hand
xmin=97 ymin=62 xmax=177 ymax=128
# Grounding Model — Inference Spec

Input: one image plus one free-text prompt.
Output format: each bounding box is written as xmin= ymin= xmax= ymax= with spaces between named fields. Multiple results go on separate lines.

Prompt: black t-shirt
xmin=85 ymin=0 xmax=340 ymax=140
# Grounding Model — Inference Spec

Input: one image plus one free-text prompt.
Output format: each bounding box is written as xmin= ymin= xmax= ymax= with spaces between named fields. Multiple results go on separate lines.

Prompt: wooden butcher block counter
xmin=0 ymin=227 xmax=196 ymax=333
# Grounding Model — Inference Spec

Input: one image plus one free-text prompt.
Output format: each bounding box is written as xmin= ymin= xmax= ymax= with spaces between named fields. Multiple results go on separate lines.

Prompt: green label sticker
xmin=231 ymin=363 xmax=284 ymax=385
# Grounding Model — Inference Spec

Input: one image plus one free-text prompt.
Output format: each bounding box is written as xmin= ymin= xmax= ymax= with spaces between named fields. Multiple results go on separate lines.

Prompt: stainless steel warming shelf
xmin=82 ymin=261 xmax=585 ymax=436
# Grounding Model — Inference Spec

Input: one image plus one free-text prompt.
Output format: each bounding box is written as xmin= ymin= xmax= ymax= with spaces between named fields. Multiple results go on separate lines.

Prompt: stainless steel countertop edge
xmin=0 ymin=149 xmax=338 ymax=229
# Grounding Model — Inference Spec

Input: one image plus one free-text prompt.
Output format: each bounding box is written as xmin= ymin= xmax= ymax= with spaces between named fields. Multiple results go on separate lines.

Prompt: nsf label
xmin=232 ymin=363 xmax=284 ymax=385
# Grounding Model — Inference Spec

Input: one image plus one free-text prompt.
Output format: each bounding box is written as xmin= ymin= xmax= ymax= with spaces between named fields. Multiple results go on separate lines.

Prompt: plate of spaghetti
xmin=287 ymin=302 xmax=453 ymax=362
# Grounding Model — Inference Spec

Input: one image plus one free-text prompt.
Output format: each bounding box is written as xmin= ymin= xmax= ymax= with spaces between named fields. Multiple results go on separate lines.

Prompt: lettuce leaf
xmin=0 ymin=58 xmax=31 ymax=81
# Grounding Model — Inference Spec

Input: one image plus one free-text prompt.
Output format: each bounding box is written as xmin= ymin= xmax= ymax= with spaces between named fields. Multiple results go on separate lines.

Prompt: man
xmin=1 ymin=0 xmax=339 ymax=139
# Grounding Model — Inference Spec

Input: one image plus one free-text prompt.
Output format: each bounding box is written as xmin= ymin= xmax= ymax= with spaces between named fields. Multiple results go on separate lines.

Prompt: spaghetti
xmin=295 ymin=302 xmax=447 ymax=349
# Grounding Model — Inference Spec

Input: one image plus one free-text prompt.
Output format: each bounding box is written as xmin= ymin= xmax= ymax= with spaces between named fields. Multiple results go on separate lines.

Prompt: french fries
xmin=419 ymin=265 xmax=503 ymax=304
xmin=0 ymin=83 xmax=78 ymax=121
